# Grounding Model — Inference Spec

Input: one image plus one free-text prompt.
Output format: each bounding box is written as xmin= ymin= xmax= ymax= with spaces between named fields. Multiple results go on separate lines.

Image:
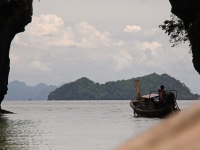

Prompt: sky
xmin=9 ymin=0 xmax=200 ymax=94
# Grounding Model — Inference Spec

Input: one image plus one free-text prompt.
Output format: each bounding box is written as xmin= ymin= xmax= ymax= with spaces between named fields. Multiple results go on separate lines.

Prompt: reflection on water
xmin=0 ymin=115 xmax=39 ymax=150
xmin=0 ymin=116 xmax=9 ymax=150
xmin=0 ymin=100 xmax=198 ymax=150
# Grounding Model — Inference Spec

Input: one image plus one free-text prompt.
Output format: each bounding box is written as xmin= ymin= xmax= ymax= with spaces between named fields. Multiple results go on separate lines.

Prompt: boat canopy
xmin=141 ymin=94 xmax=158 ymax=99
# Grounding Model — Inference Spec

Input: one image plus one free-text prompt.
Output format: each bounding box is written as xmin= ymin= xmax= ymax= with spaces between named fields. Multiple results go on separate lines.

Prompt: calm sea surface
xmin=0 ymin=100 xmax=199 ymax=150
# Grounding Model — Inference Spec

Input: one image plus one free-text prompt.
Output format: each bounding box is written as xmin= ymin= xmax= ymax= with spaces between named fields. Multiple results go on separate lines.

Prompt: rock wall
xmin=169 ymin=0 xmax=200 ymax=74
xmin=0 ymin=0 xmax=32 ymax=109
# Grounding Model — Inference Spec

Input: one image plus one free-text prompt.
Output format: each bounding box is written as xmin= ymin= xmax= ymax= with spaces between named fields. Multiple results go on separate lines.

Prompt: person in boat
xmin=158 ymin=85 xmax=166 ymax=108
xmin=158 ymin=85 xmax=165 ymax=100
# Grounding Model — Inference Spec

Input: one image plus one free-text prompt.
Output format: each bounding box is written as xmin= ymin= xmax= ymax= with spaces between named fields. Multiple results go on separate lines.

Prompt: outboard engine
xmin=166 ymin=92 xmax=175 ymax=106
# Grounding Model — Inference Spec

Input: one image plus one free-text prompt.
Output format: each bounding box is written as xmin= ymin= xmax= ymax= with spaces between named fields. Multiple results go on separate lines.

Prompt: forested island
xmin=48 ymin=73 xmax=199 ymax=100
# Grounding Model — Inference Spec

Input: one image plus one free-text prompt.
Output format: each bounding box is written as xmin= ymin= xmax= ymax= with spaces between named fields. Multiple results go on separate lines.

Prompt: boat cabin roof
xmin=141 ymin=94 xmax=158 ymax=99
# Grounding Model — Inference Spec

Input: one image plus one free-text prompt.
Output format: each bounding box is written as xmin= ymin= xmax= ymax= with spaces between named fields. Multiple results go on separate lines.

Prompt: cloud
xmin=11 ymin=15 xmax=184 ymax=77
xmin=15 ymin=14 xmax=120 ymax=49
xmin=141 ymin=42 xmax=162 ymax=51
xmin=113 ymin=50 xmax=133 ymax=71
xmin=124 ymin=25 xmax=142 ymax=33
xmin=29 ymin=60 xmax=53 ymax=72
xmin=29 ymin=14 xmax=64 ymax=37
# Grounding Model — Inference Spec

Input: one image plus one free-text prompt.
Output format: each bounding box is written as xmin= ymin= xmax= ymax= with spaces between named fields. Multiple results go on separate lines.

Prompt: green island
xmin=48 ymin=73 xmax=199 ymax=100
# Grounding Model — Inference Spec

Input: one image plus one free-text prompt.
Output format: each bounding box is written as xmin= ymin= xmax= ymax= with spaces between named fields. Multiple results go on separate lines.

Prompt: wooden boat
xmin=130 ymin=80 xmax=180 ymax=118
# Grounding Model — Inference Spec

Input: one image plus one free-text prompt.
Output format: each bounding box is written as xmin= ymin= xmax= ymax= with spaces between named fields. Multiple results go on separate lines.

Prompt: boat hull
xmin=130 ymin=99 xmax=179 ymax=118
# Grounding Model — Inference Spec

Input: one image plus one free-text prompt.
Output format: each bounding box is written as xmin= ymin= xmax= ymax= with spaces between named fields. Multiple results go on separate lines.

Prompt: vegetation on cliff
xmin=160 ymin=0 xmax=200 ymax=74
xmin=48 ymin=73 xmax=199 ymax=100
xmin=159 ymin=14 xmax=190 ymax=49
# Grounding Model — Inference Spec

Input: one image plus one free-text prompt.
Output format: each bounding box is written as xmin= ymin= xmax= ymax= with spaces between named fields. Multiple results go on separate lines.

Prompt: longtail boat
xmin=130 ymin=80 xmax=180 ymax=118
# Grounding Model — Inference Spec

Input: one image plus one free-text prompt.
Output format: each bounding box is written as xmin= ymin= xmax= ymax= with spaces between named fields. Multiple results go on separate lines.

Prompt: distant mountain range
xmin=4 ymin=81 xmax=59 ymax=100
xmin=48 ymin=73 xmax=200 ymax=100
xmin=4 ymin=73 xmax=200 ymax=100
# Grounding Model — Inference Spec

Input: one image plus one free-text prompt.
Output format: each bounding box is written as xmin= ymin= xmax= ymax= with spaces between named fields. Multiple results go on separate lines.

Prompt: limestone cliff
xmin=0 ymin=0 xmax=32 ymax=109
xmin=169 ymin=0 xmax=200 ymax=74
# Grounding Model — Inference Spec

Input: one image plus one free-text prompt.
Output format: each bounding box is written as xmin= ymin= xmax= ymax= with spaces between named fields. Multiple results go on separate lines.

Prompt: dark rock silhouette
xmin=0 ymin=0 xmax=32 ymax=111
xmin=169 ymin=0 xmax=200 ymax=74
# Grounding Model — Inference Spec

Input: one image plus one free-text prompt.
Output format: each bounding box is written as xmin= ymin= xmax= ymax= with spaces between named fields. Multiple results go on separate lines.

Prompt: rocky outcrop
xmin=0 ymin=0 xmax=32 ymax=110
xmin=169 ymin=0 xmax=200 ymax=74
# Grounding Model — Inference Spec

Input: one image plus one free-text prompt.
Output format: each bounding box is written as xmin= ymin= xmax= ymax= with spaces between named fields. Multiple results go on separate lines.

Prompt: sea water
xmin=0 ymin=100 xmax=198 ymax=150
